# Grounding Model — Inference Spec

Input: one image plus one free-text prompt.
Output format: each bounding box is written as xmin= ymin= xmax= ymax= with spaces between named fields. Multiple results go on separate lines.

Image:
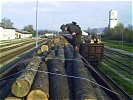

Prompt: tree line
xmin=0 ymin=18 xmax=57 ymax=37
xmin=103 ymin=23 xmax=133 ymax=43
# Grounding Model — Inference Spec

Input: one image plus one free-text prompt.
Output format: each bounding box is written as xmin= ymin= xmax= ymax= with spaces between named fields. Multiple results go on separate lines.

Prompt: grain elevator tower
xmin=109 ymin=10 xmax=118 ymax=28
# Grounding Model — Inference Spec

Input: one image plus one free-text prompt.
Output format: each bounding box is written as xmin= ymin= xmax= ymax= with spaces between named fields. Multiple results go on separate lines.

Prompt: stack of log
xmin=2 ymin=36 xmax=110 ymax=100
xmin=46 ymin=44 xmax=70 ymax=99
xmin=11 ymin=56 xmax=42 ymax=98
xmin=27 ymin=61 xmax=49 ymax=100
xmin=0 ymin=58 xmax=31 ymax=99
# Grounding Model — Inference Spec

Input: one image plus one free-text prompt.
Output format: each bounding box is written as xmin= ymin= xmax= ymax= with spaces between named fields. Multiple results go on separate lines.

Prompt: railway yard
xmin=0 ymin=36 xmax=132 ymax=100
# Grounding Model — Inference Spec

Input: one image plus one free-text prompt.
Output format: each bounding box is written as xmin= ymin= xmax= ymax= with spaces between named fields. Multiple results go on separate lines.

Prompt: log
xmin=27 ymin=90 xmax=47 ymax=100
xmin=0 ymin=61 xmax=28 ymax=99
xmin=0 ymin=78 xmax=15 ymax=99
xmin=56 ymin=44 xmax=65 ymax=63
xmin=45 ymin=50 xmax=55 ymax=62
xmin=46 ymin=45 xmax=70 ymax=100
xmin=27 ymin=61 xmax=49 ymax=100
xmin=64 ymin=44 xmax=74 ymax=99
xmin=11 ymin=56 xmax=42 ymax=97
xmin=47 ymin=46 xmax=70 ymax=100
xmin=41 ymin=45 xmax=49 ymax=52
xmin=37 ymin=49 xmax=42 ymax=55
xmin=5 ymin=97 xmax=22 ymax=100
xmin=72 ymin=53 xmax=97 ymax=100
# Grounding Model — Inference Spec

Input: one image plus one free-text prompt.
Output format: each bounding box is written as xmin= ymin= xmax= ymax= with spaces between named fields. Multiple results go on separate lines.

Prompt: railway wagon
xmin=80 ymin=43 xmax=104 ymax=67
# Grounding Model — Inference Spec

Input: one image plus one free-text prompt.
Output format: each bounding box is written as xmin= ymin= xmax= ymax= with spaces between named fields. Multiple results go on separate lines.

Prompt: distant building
xmin=109 ymin=10 xmax=118 ymax=28
xmin=82 ymin=31 xmax=88 ymax=36
xmin=0 ymin=26 xmax=16 ymax=40
xmin=21 ymin=31 xmax=32 ymax=38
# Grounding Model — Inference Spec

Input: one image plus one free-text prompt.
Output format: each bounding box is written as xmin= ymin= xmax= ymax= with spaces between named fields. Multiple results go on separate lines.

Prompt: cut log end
xmin=37 ymin=49 xmax=42 ymax=55
xmin=5 ymin=97 xmax=22 ymax=100
xmin=45 ymin=57 xmax=52 ymax=62
xmin=41 ymin=45 xmax=49 ymax=52
xmin=11 ymin=80 xmax=29 ymax=97
xmin=27 ymin=90 xmax=48 ymax=100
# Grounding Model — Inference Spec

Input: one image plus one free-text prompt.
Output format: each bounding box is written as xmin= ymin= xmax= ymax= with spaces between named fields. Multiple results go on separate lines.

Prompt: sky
xmin=0 ymin=0 xmax=132 ymax=31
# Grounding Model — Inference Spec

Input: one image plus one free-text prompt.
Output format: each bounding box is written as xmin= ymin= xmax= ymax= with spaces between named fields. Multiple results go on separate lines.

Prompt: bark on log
xmin=0 ymin=78 xmax=15 ymax=99
xmin=72 ymin=53 xmax=97 ymax=100
xmin=5 ymin=97 xmax=22 ymax=100
xmin=27 ymin=61 xmax=49 ymax=100
xmin=46 ymin=45 xmax=70 ymax=100
xmin=64 ymin=44 xmax=74 ymax=100
xmin=56 ymin=44 xmax=65 ymax=63
xmin=45 ymin=50 xmax=55 ymax=62
xmin=47 ymin=58 xmax=70 ymax=100
xmin=0 ymin=61 xmax=28 ymax=99
xmin=11 ymin=56 xmax=42 ymax=97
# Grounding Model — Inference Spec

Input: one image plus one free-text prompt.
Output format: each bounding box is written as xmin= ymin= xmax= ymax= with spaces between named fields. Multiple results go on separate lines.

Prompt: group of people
xmin=60 ymin=21 xmax=82 ymax=53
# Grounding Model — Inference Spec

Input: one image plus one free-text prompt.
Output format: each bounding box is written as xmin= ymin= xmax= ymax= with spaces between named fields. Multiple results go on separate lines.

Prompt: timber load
xmin=11 ymin=56 xmax=42 ymax=97
xmin=2 ymin=36 xmax=111 ymax=100
xmin=27 ymin=61 xmax=49 ymax=100
xmin=46 ymin=44 xmax=70 ymax=100
xmin=72 ymin=53 xmax=97 ymax=100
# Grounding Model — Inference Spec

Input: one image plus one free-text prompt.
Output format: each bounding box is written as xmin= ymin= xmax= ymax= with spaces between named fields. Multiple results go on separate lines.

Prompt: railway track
xmin=104 ymin=46 xmax=133 ymax=61
xmin=0 ymin=40 xmax=35 ymax=52
xmin=98 ymin=46 xmax=133 ymax=99
xmin=0 ymin=39 xmax=46 ymax=63
xmin=104 ymin=54 xmax=133 ymax=75
xmin=82 ymin=56 xmax=132 ymax=100
xmin=0 ymin=38 xmax=47 ymax=78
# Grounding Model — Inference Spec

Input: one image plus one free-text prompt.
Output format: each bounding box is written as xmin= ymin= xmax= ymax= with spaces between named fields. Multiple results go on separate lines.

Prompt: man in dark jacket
xmin=60 ymin=24 xmax=73 ymax=45
xmin=66 ymin=21 xmax=82 ymax=52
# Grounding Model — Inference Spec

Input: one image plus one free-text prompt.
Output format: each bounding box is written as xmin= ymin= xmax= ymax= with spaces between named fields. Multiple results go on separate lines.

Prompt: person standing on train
xmin=66 ymin=21 xmax=82 ymax=53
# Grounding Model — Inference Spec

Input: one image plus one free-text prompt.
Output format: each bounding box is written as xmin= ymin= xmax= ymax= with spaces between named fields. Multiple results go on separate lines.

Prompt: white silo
xmin=109 ymin=10 xmax=118 ymax=28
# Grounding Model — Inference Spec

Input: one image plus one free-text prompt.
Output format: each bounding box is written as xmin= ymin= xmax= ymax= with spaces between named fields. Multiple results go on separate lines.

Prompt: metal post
xmin=35 ymin=0 xmax=38 ymax=49
xmin=122 ymin=32 xmax=123 ymax=48
xmin=52 ymin=12 xmax=54 ymax=37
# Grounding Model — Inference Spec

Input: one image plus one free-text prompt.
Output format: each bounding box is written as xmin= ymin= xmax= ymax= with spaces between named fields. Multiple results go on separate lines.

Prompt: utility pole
xmin=35 ymin=0 xmax=38 ymax=49
xmin=122 ymin=32 xmax=123 ymax=48
xmin=52 ymin=11 xmax=54 ymax=37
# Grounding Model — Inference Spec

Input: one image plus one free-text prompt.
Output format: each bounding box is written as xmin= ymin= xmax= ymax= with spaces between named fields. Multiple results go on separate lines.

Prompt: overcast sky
xmin=1 ymin=0 xmax=132 ymax=31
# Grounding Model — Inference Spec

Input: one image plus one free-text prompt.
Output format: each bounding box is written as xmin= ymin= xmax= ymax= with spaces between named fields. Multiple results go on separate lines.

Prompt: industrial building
xmin=109 ymin=10 xmax=118 ymax=28
xmin=0 ymin=26 xmax=32 ymax=40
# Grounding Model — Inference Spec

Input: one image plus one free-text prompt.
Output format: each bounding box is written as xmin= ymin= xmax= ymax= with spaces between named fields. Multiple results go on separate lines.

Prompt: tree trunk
xmin=0 ymin=78 xmax=15 ymax=99
xmin=46 ymin=45 xmax=70 ymax=100
xmin=0 ymin=60 xmax=29 ymax=99
xmin=11 ymin=56 xmax=42 ymax=97
xmin=5 ymin=97 xmax=22 ymax=100
xmin=64 ymin=44 xmax=74 ymax=100
xmin=41 ymin=45 xmax=49 ymax=52
xmin=27 ymin=61 xmax=49 ymax=100
xmin=72 ymin=53 xmax=97 ymax=100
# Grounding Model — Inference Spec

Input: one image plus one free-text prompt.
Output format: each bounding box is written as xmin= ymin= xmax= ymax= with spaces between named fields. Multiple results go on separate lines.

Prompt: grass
xmin=103 ymin=40 xmax=133 ymax=52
